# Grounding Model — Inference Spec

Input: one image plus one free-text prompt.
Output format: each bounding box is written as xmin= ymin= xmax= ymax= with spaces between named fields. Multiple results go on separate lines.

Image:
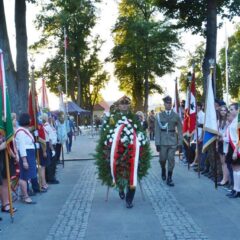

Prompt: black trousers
xmin=46 ymin=145 xmax=57 ymax=182
xmin=55 ymin=143 xmax=62 ymax=163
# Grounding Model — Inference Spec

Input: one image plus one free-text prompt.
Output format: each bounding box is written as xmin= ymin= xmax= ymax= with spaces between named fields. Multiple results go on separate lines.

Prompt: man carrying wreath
xmin=95 ymin=96 xmax=151 ymax=208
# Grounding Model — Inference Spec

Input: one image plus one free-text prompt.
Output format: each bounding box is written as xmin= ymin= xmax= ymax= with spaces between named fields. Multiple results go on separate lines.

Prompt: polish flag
xmin=183 ymin=72 xmax=196 ymax=144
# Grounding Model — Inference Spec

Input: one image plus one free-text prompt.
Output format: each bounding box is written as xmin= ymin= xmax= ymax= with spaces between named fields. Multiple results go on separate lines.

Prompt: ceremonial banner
xmin=0 ymin=50 xmax=14 ymax=143
xmin=182 ymin=73 xmax=196 ymax=144
xmin=0 ymin=49 xmax=15 ymax=218
xmin=202 ymin=72 xmax=218 ymax=153
xmin=28 ymin=89 xmax=46 ymax=143
xmin=41 ymin=79 xmax=49 ymax=111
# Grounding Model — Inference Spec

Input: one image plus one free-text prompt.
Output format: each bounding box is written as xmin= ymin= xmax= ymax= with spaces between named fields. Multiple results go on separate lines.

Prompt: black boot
xmin=161 ymin=167 xmax=166 ymax=181
xmin=167 ymin=171 xmax=174 ymax=187
xmin=126 ymin=187 xmax=135 ymax=208
xmin=119 ymin=190 xmax=125 ymax=200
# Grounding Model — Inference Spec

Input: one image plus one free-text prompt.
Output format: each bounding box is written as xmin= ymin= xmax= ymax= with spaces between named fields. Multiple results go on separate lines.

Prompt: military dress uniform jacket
xmin=155 ymin=110 xmax=183 ymax=146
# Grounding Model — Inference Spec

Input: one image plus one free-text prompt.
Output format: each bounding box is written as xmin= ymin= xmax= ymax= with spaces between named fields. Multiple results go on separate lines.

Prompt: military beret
xmin=163 ymin=95 xmax=172 ymax=103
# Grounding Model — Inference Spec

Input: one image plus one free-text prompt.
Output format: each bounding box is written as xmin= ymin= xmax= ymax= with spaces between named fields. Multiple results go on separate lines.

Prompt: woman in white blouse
xmin=15 ymin=113 xmax=37 ymax=204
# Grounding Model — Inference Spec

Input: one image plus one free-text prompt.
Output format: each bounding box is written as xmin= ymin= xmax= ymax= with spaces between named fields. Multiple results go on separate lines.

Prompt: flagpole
xmin=225 ymin=23 xmax=229 ymax=106
xmin=175 ymin=77 xmax=182 ymax=161
xmin=209 ymin=59 xmax=218 ymax=189
xmin=64 ymin=28 xmax=68 ymax=114
xmin=5 ymin=150 xmax=14 ymax=222
xmin=30 ymin=57 xmax=42 ymax=190
xmin=189 ymin=63 xmax=200 ymax=178
xmin=187 ymin=72 xmax=192 ymax=170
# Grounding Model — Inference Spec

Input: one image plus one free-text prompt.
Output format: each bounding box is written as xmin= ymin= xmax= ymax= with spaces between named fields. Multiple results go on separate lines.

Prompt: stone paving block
xmin=142 ymin=161 xmax=209 ymax=240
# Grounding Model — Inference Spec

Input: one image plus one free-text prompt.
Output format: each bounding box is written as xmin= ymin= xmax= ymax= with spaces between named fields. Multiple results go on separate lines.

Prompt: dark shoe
xmin=167 ymin=178 xmax=175 ymax=187
xmin=162 ymin=174 xmax=166 ymax=181
xmin=1 ymin=204 xmax=17 ymax=213
xmin=166 ymin=171 xmax=174 ymax=186
xmin=48 ymin=179 xmax=60 ymax=184
xmin=28 ymin=190 xmax=36 ymax=196
xmin=228 ymin=192 xmax=240 ymax=198
xmin=126 ymin=202 xmax=133 ymax=208
xmin=207 ymin=173 xmax=213 ymax=178
xmin=161 ymin=167 xmax=166 ymax=181
xmin=33 ymin=189 xmax=46 ymax=194
xmin=119 ymin=191 xmax=125 ymax=200
xmin=201 ymin=169 xmax=209 ymax=175
xmin=226 ymin=190 xmax=236 ymax=197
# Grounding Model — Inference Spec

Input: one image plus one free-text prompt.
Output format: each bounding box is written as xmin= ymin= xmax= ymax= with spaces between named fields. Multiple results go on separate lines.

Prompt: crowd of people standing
xmin=0 ymin=111 xmax=75 ymax=224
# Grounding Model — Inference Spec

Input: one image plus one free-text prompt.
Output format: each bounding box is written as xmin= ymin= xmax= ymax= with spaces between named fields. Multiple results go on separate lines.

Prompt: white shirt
xmin=193 ymin=110 xmax=205 ymax=141
xmin=229 ymin=116 xmax=238 ymax=148
xmin=43 ymin=122 xmax=51 ymax=142
xmin=165 ymin=110 xmax=172 ymax=116
xmin=15 ymin=127 xmax=35 ymax=157
xmin=49 ymin=124 xmax=57 ymax=145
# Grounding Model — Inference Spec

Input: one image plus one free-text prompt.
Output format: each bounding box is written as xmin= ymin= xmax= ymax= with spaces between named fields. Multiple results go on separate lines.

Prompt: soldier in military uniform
xmin=155 ymin=96 xmax=183 ymax=186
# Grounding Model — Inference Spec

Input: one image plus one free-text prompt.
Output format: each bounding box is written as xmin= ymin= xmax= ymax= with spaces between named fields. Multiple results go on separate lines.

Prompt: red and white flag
xmin=41 ymin=79 xmax=49 ymax=110
xmin=182 ymin=72 xmax=196 ymax=144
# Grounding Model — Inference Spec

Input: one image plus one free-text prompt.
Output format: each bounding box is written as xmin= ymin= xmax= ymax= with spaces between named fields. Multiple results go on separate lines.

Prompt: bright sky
xmin=4 ymin=0 xmax=239 ymax=110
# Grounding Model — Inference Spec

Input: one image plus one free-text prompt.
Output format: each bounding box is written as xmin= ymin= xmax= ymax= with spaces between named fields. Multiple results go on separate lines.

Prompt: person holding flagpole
xmin=155 ymin=95 xmax=183 ymax=186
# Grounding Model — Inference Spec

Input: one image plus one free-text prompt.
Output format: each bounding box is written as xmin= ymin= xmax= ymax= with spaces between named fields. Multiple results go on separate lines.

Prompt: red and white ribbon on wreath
xmin=110 ymin=124 xmax=140 ymax=187
xmin=130 ymin=130 xmax=140 ymax=187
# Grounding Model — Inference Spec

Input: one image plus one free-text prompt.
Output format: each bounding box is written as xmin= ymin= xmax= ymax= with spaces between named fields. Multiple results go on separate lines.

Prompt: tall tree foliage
xmin=219 ymin=25 xmax=240 ymax=99
xmin=179 ymin=42 xmax=224 ymax=102
xmin=32 ymin=0 xmax=108 ymax=109
xmin=111 ymin=0 xmax=180 ymax=112
xmin=154 ymin=0 xmax=240 ymax=97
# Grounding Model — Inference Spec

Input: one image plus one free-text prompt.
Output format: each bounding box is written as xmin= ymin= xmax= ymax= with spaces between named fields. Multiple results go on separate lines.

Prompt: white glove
xmin=34 ymin=130 xmax=39 ymax=137
xmin=52 ymin=150 xmax=56 ymax=157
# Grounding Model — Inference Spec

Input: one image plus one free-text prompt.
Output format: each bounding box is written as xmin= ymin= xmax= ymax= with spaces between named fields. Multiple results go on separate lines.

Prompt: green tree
xmin=154 ymin=0 xmax=240 ymax=97
xmin=179 ymin=42 xmax=223 ymax=101
xmin=32 ymin=0 xmax=106 ymax=110
xmin=219 ymin=25 xmax=240 ymax=99
xmin=111 ymin=0 xmax=180 ymax=112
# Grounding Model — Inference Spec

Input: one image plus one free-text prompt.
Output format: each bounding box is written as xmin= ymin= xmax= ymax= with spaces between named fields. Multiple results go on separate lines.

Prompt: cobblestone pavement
xmin=44 ymin=159 xmax=209 ymax=240
xmin=45 ymin=163 xmax=97 ymax=240
xmin=142 ymin=159 xmax=208 ymax=240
